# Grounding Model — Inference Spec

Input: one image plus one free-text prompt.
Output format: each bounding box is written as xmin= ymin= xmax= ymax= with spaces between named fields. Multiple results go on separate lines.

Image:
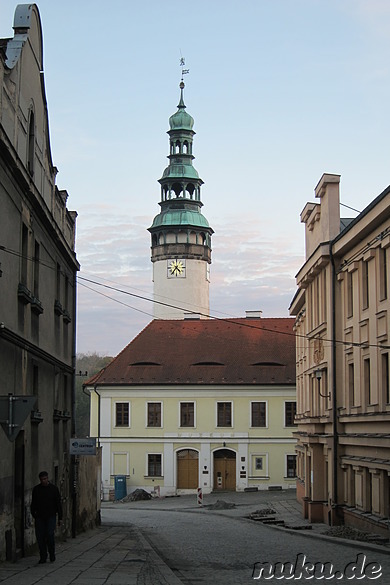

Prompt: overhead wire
xmin=2 ymin=237 xmax=390 ymax=351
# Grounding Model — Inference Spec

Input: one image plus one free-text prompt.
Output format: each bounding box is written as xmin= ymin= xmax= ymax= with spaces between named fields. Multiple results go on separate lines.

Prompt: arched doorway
xmin=177 ymin=449 xmax=199 ymax=489
xmin=213 ymin=449 xmax=236 ymax=491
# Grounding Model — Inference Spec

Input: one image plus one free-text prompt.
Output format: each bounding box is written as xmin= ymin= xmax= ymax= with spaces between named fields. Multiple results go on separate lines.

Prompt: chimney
xmin=184 ymin=313 xmax=201 ymax=320
xmin=245 ymin=310 xmax=262 ymax=319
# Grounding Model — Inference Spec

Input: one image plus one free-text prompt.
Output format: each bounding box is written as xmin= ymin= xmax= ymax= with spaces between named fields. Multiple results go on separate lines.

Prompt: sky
xmin=2 ymin=0 xmax=390 ymax=356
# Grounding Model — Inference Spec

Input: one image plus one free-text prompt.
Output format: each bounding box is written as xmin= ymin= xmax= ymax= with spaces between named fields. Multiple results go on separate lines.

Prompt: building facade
xmin=289 ymin=173 xmax=390 ymax=535
xmin=86 ymin=317 xmax=297 ymax=498
xmin=148 ymin=79 xmax=213 ymax=319
xmin=0 ymin=5 xmax=79 ymax=560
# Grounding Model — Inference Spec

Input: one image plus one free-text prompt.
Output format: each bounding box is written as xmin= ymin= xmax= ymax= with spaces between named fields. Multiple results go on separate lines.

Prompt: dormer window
xmin=27 ymin=109 xmax=35 ymax=176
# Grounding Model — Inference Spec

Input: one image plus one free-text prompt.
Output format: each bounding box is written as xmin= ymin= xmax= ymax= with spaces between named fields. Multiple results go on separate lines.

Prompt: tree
xmin=75 ymin=353 xmax=112 ymax=437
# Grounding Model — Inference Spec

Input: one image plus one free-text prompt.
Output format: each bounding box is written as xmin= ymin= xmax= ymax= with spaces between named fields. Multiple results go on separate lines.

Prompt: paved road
xmin=102 ymin=501 xmax=390 ymax=584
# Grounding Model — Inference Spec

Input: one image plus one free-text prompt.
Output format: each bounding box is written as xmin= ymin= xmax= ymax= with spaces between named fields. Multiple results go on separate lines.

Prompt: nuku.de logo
xmin=252 ymin=553 xmax=382 ymax=580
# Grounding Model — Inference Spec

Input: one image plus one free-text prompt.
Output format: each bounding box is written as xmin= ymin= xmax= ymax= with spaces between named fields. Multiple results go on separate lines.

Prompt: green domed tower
xmin=148 ymin=80 xmax=213 ymax=319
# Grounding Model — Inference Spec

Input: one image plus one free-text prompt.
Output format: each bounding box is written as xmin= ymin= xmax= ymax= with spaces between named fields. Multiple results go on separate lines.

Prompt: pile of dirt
xmin=120 ymin=489 xmax=152 ymax=502
xmin=252 ymin=508 xmax=277 ymax=516
xmin=206 ymin=500 xmax=236 ymax=510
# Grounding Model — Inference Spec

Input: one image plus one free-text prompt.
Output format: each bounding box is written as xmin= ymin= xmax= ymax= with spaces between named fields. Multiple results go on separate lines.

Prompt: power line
xmin=77 ymin=275 xmax=390 ymax=351
xmin=2 ymin=244 xmax=389 ymax=350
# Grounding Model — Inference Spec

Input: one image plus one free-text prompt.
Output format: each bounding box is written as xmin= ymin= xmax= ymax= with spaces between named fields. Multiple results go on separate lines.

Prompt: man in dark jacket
xmin=31 ymin=471 xmax=63 ymax=563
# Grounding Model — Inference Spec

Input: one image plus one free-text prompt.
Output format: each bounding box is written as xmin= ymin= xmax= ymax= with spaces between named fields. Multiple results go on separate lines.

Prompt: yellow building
xmin=86 ymin=316 xmax=297 ymax=497
xmin=290 ymin=173 xmax=390 ymax=536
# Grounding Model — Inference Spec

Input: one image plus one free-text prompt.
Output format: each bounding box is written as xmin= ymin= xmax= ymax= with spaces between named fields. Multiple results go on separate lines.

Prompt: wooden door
xmin=214 ymin=450 xmax=236 ymax=490
xmin=177 ymin=449 xmax=198 ymax=489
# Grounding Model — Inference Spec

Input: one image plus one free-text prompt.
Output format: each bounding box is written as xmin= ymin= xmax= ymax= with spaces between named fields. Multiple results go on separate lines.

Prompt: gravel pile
xmin=120 ymin=488 xmax=152 ymax=502
xmin=206 ymin=500 xmax=236 ymax=510
xmin=252 ymin=508 xmax=277 ymax=516
xmin=324 ymin=525 xmax=389 ymax=545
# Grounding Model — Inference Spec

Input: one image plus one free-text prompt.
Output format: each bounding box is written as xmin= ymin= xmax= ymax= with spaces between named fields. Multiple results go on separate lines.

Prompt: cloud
xmin=74 ymin=209 xmax=303 ymax=354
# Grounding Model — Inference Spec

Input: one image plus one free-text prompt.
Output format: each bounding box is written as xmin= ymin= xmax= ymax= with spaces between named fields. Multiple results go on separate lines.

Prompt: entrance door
xmin=177 ymin=449 xmax=199 ymax=489
xmin=213 ymin=449 xmax=236 ymax=490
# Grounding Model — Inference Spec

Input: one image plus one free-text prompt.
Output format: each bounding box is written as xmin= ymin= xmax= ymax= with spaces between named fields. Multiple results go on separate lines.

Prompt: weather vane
xmin=180 ymin=56 xmax=190 ymax=82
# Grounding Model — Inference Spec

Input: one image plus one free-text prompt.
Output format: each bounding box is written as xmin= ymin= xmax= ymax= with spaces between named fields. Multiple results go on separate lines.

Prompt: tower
xmin=148 ymin=78 xmax=213 ymax=319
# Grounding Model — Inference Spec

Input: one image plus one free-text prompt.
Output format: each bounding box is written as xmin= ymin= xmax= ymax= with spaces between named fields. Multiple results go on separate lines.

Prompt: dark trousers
xmin=35 ymin=516 xmax=56 ymax=560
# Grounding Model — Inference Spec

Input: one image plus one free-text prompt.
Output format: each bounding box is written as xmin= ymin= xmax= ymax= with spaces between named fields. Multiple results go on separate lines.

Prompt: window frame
xmin=284 ymin=401 xmax=297 ymax=427
xmin=146 ymin=401 xmax=162 ymax=428
xmin=250 ymin=453 xmax=269 ymax=478
xmin=250 ymin=401 xmax=267 ymax=428
xmin=286 ymin=454 xmax=297 ymax=479
xmin=180 ymin=401 xmax=195 ymax=427
xmin=115 ymin=401 xmax=130 ymax=427
xmin=362 ymin=260 xmax=369 ymax=310
xmin=216 ymin=401 xmax=232 ymax=427
xmin=379 ymin=247 xmax=388 ymax=301
xmin=147 ymin=453 xmax=163 ymax=477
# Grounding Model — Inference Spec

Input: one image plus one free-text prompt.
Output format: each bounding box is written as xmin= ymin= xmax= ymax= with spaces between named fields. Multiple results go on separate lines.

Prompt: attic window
xmin=130 ymin=361 xmax=161 ymax=366
xmin=251 ymin=361 xmax=285 ymax=367
xmin=192 ymin=361 xmax=224 ymax=366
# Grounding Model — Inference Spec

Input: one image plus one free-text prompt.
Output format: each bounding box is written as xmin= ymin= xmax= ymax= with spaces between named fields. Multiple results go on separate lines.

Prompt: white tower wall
xmin=153 ymin=259 xmax=210 ymax=319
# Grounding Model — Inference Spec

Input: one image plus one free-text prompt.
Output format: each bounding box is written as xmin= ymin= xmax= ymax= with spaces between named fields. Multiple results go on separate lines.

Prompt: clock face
xmin=168 ymin=259 xmax=186 ymax=278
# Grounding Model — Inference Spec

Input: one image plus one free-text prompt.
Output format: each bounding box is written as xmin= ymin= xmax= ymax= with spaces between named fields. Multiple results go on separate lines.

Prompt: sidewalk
xmin=0 ymin=490 xmax=388 ymax=584
xmin=0 ymin=523 xmax=183 ymax=585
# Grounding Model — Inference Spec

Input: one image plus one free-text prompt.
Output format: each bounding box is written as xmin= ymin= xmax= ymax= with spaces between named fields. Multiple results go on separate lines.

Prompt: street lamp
xmin=315 ymin=368 xmax=330 ymax=398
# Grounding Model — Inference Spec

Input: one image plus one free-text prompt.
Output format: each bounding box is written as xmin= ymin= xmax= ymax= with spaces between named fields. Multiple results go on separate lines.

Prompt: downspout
xmin=93 ymin=385 xmax=101 ymax=448
xmin=329 ymin=244 xmax=338 ymax=524
xmin=71 ymin=270 xmax=77 ymax=539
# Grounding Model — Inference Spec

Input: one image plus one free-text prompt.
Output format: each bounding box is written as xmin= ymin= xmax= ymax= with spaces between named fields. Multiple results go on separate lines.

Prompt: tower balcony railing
xmin=151 ymin=243 xmax=211 ymax=263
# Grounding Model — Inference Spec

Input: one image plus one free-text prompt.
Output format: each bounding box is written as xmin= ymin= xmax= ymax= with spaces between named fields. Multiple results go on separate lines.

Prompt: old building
xmin=86 ymin=75 xmax=297 ymax=498
xmin=289 ymin=173 xmax=390 ymax=536
xmin=0 ymin=5 xmax=79 ymax=560
xmin=86 ymin=316 xmax=297 ymax=497
xmin=148 ymin=77 xmax=213 ymax=319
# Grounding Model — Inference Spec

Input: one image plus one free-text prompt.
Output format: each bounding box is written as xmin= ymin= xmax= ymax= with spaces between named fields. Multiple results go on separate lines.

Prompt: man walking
xmin=31 ymin=471 xmax=63 ymax=563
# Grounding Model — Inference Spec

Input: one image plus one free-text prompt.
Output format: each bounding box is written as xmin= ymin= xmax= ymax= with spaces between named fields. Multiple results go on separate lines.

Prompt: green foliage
xmin=75 ymin=353 xmax=113 ymax=437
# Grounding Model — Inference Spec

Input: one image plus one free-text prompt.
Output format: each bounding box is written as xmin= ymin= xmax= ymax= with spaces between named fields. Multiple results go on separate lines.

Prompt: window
xmin=347 ymin=271 xmax=353 ymax=318
xmin=115 ymin=402 xmax=129 ymax=427
xmin=27 ymin=109 xmax=35 ymax=176
xmin=56 ymin=263 xmax=61 ymax=302
xmin=217 ymin=402 xmax=232 ymax=427
xmin=379 ymin=247 xmax=388 ymax=301
xmin=286 ymin=455 xmax=297 ymax=478
xmin=364 ymin=358 xmax=371 ymax=405
xmin=251 ymin=402 xmax=266 ymax=427
xmin=348 ymin=363 xmax=355 ymax=406
xmin=180 ymin=402 xmax=194 ymax=427
xmin=21 ymin=223 xmax=28 ymax=286
xmin=255 ymin=457 xmax=263 ymax=470
xmin=33 ymin=241 xmax=40 ymax=298
xmin=147 ymin=402 xmax=161 ymax=427
xmin=362 ymin=260 xmax=369 ymax=309
xmin=148 ymin=454 xmax=162 ymax=477
xmin=285 ymin=401 xmax=296 ymax=426
xmin=382 ymin=353 xmax=389 ymax=404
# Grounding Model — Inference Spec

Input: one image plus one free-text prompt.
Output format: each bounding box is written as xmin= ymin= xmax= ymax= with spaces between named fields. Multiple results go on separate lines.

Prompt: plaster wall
xmin=153 ymin=259 xmax=209 ymax=319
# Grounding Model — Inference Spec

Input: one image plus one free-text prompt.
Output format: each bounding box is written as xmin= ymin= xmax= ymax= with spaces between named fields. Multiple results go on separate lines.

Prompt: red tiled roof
xmin=86 ymin=318 xmax=296 ymax=386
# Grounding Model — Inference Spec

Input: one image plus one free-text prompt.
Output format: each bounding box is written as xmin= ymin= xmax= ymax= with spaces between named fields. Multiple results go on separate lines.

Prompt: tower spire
xmin=178 ymin=57 xmax=189 ymax=109
xmin=148 ymin=68 xmax=214 ymax=320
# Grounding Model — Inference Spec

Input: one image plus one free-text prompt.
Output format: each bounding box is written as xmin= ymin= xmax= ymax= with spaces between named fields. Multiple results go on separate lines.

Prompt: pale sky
xmin=2 ymin=0 xmax=390 ymax=356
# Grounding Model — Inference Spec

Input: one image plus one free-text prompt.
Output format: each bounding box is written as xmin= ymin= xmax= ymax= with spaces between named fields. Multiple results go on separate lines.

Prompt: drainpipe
xmin=329 ymin=244 xmax=338 ymax=524
xmin=92 ymin=386 xmax=101 ymax=448
xmin=71 ymin=270 xmax=77 ymax=539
